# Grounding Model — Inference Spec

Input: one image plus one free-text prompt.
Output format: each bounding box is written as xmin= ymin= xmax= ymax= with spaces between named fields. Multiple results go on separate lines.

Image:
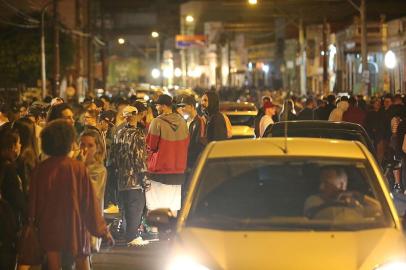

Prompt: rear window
xmin=226 ymin=114 xmax=255 ymax=127
xmin=270 ymin=128 xmax=369 ymax=147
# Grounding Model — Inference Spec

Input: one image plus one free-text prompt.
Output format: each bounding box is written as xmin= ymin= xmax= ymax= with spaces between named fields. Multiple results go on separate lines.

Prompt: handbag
xmin=17 ymin=173 xmax=43 ymax=266
xmin=17 ymin=219 xmax=43 ymax=265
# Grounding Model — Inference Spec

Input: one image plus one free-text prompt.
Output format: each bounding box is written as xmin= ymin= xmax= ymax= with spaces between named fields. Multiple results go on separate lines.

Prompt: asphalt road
xmin=92 ymin=241 xmax=170 ymax=270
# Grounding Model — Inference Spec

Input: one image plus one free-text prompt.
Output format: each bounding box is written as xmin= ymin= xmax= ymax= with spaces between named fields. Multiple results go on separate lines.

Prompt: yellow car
xmin=220 ymin=102 xmax=258 ymax=139
xmin=162 ymin=138 xmax=406 ymax=270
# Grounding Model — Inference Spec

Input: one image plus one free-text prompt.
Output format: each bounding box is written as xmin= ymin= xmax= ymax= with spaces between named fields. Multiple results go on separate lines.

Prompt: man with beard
xmin=200 ymin=91 xmax=228 ymax=142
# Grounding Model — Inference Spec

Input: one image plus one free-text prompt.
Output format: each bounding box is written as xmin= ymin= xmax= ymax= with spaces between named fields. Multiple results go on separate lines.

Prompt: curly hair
xmin=41 ymin=119 xmax=76 ymax=156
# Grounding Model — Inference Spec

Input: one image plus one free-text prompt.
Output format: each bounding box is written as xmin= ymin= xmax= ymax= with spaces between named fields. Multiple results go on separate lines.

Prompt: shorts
xmin=145 ymin=180 xmax=182 ymax=211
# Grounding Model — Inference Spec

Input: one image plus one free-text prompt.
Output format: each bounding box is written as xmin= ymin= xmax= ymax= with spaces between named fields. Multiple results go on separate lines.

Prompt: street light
xmin=385 ymin=50 xmax=397 ymax=69
xmin=174 ymin=68 xmax=182 ymax=78
xmin=185 ymin=15 xmax=194 ymax=23
xmin=118 ymin=38 xmax=125 ymax=45
xmin=151 ymin=68 xmax=161 ymax=79
xmin=385 ymin=50 xmax=397 ymax=94
xmin=151 ymin=31 xmax=159 ymax=38
xmin=151 ymin=32 xmax=161 ymax=74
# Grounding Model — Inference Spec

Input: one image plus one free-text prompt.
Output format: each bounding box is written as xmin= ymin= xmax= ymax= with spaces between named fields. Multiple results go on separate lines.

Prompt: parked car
xmin=151 ymin=138 xmax=406 ymax=270
xmin=263 ymin=120 xmax=376 ymax=157
xmin=220 ymin=102 xmax=257 ymax=139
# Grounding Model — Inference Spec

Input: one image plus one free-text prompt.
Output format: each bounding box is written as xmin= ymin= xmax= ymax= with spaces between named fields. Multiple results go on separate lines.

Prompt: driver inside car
xmin=304 ymin=166 xmax=380 ymax=219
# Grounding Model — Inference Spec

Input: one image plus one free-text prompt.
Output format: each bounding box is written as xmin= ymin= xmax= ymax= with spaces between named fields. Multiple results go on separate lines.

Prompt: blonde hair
xmin=79 ymin=129 xmax=105 ymax=163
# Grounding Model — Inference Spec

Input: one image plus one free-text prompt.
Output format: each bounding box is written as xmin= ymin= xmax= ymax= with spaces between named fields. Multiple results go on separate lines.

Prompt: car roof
xmin=206 ymin=138 xmax=367 ymax=160
xmin=224 ymin=111 xmax=257 ymax=116
xmin=220 ymin=101 xmax=257 ymax=112
xmin=272 ymin=120 xmax=365 ymax=131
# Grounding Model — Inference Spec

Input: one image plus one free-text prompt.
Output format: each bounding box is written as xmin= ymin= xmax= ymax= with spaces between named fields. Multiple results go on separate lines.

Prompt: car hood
xmin=174 ymin=227 xmax=406 ymax=270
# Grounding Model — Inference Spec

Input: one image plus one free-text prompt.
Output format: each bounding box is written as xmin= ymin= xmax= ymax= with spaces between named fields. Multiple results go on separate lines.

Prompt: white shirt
xmin=259 ymin=115 xmax=274 ymax=137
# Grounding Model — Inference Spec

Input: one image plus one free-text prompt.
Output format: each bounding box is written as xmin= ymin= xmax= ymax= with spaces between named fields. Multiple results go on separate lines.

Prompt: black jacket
xmin=297 ymin=108 xmax=318 ymax=120
xmin=204 ymin=91 xmax=227 ymax=142
xmin=0 ymin=160 xmax=26 ymax=227
xmin=187 ymin=115 xmax=206 ymax=168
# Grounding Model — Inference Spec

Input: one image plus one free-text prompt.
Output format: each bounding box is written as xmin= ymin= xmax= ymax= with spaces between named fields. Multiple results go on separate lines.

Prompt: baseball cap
xmin=133 ymin=101 xmax=147 ymax=113
xmin=99 ymin=110 xmax=116 ymax=126
xmin=263 ymin=101 xmax=276 ymax=110
xmin=122 ymin=106 xmax=138 ymax=117
xmin=155 ymin=94 xmax=173 ymax=106
xmin=177 ymin=95 xmax=196 ymax=107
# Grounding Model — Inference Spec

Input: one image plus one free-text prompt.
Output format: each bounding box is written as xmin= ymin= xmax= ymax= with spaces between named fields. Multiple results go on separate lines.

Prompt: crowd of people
xmin=0 ymin=90 xmax=232 ymax=269
xmin=254 ymin=92 xmax=406 ymax=194
xmin=2 ymin=89 xmax=406 ymax=269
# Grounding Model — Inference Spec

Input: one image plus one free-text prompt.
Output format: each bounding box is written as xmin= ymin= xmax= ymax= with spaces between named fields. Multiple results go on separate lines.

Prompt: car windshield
xmin=226 ymin=114 xmax=255 ymax=127
xmin=187 ymin=158 xmax=394 ymax=231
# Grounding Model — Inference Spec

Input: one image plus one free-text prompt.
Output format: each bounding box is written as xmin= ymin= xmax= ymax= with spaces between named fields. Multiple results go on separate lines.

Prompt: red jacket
xmin=146 ymin=113 xmax=189 ymax=174
xmin=29 ymin=156 xmax=108 ymax=256
xmin=342 ymin=106 xmax=366 ymax=127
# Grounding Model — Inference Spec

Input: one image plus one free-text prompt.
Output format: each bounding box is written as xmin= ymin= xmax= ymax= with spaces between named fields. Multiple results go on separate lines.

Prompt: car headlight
xmin=167 ymin=256 xmax=210 ymax=270
xmin=374 ymin=261 xmax=406 ymax=270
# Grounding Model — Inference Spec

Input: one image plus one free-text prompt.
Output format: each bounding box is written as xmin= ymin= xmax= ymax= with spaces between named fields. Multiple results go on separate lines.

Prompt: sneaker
xmin=141 ymin=230 xmax=159 ymax=242
xmin=394 ymin=183 xmax=403 ymax=194
xmin=104 ymin=204 xmax=119 ymax=214
xmin=128 ymin=236 xmax=149 ymax=247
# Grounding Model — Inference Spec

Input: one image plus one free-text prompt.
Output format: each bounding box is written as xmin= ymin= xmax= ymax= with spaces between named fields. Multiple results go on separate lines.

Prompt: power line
xmin=0 ymin=0 xmax=40 ymax=24
xmin=0 ymin=18 xmax=39 ymax=28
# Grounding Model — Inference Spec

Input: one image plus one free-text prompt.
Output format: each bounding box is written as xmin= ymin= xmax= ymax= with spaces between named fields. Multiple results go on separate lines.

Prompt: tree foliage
xmin=0 ymin=15 xmax=74 ymax=87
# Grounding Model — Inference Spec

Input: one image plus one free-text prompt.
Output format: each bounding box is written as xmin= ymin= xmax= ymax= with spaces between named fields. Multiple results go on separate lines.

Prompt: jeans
xmin=104 ymin=166 xmax=118 ymax=205
xmin=119 ymin=189 xmax=145 ymax=241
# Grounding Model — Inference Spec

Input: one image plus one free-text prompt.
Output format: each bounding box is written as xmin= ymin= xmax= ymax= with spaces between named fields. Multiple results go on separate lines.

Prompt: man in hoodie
xmin=328 ymin=97 xmax=349 ymax=122
xmin=200 ymin=91 xmax=228 ymax=142
xmin=146 ymin=94 xmax=189 ymax=215
xmin=177 ymin=95 xmax=206 ymax=170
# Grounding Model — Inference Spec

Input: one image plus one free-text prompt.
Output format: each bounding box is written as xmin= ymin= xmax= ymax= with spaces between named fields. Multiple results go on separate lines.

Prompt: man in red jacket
xmin=342 ymin=96 xmax=366 ymax=127
xmin=146 ymin=94 xmax=189 ymax=216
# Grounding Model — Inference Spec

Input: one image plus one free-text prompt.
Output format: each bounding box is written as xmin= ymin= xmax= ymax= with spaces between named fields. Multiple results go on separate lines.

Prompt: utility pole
xmin=360 ymin=0 xmax=369 ymax=96
xmin=100 ymin=2 xmax=107 ymax=92
xmin=87 ymin=0 xmax=94 ymax=96
xmin=299 ymin=19 xmax=307 ymax=96
xmin=41 ymin=5 xmax=50 ymax=99
xmin=52 ymin=0 xmax=60 ymax=97
xmin=322 ymin=19 xmax=329 ymax=95
xmin=228 ymin=37 xmax=231 ymax=87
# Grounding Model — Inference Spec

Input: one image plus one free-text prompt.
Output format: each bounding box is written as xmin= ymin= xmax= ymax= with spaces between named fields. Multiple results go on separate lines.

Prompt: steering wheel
xmin=308 ymin=192 xmax=364 ymax=219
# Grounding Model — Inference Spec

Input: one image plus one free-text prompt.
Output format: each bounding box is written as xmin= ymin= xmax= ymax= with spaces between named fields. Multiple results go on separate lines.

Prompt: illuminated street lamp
xmin=151 ymin=68 xmax=161 ymax=79
xmin=248 ymin=0 xmax=258 ymax=5
xmin=151 ymin=31 xmax=159 ymax=38
xmin=174 ymin=68 xmax=182 ymax=78
xmin=118 ymin=38 xmax=125 ymax=45
xmin=385 ymin=50 xmax=397 ymax=69
xmin=385 ymin=50 xmax=397 ymax=94
xmin=185 ymin=15 xmax=194 ymax=23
